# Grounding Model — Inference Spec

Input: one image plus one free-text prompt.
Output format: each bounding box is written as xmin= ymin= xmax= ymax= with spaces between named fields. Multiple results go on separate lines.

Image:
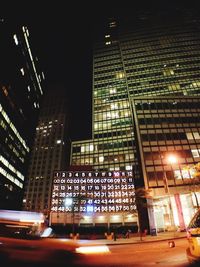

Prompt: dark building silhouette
xmin=0 ymin=19 xmax=45 ymax=209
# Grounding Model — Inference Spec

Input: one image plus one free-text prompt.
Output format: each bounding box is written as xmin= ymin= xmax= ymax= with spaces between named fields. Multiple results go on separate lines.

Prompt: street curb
xmin=99 ymin=236 xmax=186 ymax=246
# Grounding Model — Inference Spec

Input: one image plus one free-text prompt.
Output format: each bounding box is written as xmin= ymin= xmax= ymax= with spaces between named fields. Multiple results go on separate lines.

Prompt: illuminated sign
xmin=51 ymin=171 xmax=136 ymax=213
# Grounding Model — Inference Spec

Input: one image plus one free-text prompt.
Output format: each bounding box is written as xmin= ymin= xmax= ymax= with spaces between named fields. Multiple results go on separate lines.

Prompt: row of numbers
xmin=53 ymin=178 xmax=133 ymax=184
xmin=51 ymin=205 xmax=136 ymax=212
xmin=54 ymin=171 xmax=133 ymax=178
xmin=53 ymin=184 xmax=134 ymax=191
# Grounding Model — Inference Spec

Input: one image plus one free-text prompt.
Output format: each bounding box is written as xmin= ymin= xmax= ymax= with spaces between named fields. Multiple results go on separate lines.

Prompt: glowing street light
xmin=166 ymin=155 xmax=177 ymax=165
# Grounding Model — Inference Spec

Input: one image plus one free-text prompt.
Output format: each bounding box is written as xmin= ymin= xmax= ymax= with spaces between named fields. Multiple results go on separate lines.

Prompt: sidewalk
xmin=77 ymin=231 xmax=187 ymax=246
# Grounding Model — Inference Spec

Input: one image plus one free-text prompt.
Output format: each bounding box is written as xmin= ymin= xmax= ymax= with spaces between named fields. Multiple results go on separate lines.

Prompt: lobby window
xmin=174 ymin=169 xmax=194 ymax=179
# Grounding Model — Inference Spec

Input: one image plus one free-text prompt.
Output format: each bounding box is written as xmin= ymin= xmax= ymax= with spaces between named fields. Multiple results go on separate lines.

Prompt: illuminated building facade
xmin=133 ymin=96 xmax=200 ymax=231
xmin=23 ymin=86 xmax=69 ymax=215
xmin=0 ymin=19 xmax=45 ymax=209
xmin=70 ymin=9 xmax=200 ymax=230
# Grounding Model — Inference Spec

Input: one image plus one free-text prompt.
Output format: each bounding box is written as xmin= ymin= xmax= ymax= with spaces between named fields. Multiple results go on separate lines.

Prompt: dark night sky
xmin=2 ymin=0 xmax=200 ymax=140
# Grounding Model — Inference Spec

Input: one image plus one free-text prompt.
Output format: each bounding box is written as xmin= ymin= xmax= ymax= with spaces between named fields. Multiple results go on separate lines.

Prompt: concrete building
xmin=132 ymin=96 xmax=200 ymax=232
xmin=0 ymin=19 xmax=45 ymax=209
xmin=23 ymin=85 xmax=69 ymax=216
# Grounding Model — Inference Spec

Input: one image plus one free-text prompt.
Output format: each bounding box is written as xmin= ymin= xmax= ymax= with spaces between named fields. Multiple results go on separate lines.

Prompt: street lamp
xmin=166 ymin=155 xmax=177 ymax=165
xmin=163 ymin=154 xmax=178 ymax=233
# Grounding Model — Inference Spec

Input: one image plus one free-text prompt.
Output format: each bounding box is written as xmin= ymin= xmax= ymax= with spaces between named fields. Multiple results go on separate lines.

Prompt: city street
xmin=81 ymin=238 xmax=189 ymax=267
xmin=1 ymin=235 xmax=191 ymax=267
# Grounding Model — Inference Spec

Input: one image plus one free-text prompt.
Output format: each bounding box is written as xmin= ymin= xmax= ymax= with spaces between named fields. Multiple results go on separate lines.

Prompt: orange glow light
xmin=167 ymin=155 xmax=177 ymax=164
xmin=76 ymin=245 xmax=110 ymax=254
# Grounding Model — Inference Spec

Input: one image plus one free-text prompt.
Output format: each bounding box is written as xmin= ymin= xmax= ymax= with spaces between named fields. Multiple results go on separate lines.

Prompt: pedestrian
xmin=125 ymin=229 xmax=131 ymax=239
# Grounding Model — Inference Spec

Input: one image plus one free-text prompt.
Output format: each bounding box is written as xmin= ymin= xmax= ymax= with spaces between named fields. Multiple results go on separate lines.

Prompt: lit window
xmin=194 ymin=132 xmax=200 ymax=139
xmin=186 ymin=132 xmax=194 ymax=140
xmin=116 ymin=72 xmax=125 ymax=79
xmin=111 ymin=103 xmax=118 ymax=109
xmin=105 ymin=41 xmax=111 ymax=45
xmin=20 ymin=68 xmax=25 ymax=76
xmin=27 ymin=86 xmax=31 ymax=92
xmin=99 ymin=156 xmax=104 ymax=163
xmin=13 ymin=34 xmax=18 ymax=45
xmin=0 ymin=104 xmax=29 ymax=152
xmin=168 ymin=84 xmax=180 ymax=90
xmin=105 ymin=34 xmax=110 ymax=38
xmin=191 ymin=149 xmax=199 ymax=158
xmin=110 ymin=88 xmax=116 ymax=94
xmin=2 ymin=86 xmax=8 ymax=96
xmin=109 ymin=21 xmax=117 ymax=28
xmin=174 ymin=169 xmax=194 ymax=179
xmin=125 ymin=165 xmax=132 ymax=170
xmin=190 ymin=82 xmax=200 ymax=88
xmin=26 ymin=28 xmax=29 ymax=37
xmin=163 ymin=69 xmax=174 ymax=76
xmin=56 ymin=140 xmax=61 ymax=144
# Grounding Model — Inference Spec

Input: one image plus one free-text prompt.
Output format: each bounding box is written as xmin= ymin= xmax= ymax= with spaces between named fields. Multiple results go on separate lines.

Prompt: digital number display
xmin=51 ymin=171 xmax=136 ymax=213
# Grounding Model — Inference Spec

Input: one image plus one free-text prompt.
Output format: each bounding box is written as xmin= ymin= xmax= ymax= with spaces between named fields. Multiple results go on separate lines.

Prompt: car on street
xmin=0 ymin=210 xmax=82 ymax=266
xmin=186 ymin=208 xmax=200 ymax=263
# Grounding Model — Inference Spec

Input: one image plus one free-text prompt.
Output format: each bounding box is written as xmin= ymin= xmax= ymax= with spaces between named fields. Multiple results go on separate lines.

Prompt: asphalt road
xmin=81 ymin=238 xmax=189 ymax=267
xmin=1 ymin=238 xmax=191 ymax=267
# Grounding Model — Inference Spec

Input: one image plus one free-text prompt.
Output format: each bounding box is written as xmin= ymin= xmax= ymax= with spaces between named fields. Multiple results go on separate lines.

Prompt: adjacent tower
xmin=0 ymin=19 xmax=45 ymax=209
xmin=23 ymin=85 xmax=69 ymax=216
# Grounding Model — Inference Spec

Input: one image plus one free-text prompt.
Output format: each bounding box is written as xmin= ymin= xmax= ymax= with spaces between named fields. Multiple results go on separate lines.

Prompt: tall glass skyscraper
xmin=0 ymin=19 xmax=45 ymax=209
xmin=70 ymin=8 xmax=200 ymax=230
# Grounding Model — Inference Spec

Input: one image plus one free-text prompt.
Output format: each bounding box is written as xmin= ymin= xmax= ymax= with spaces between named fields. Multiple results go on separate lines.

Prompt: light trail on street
xmin=80 ymin=238 xmax=190 ymax=267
